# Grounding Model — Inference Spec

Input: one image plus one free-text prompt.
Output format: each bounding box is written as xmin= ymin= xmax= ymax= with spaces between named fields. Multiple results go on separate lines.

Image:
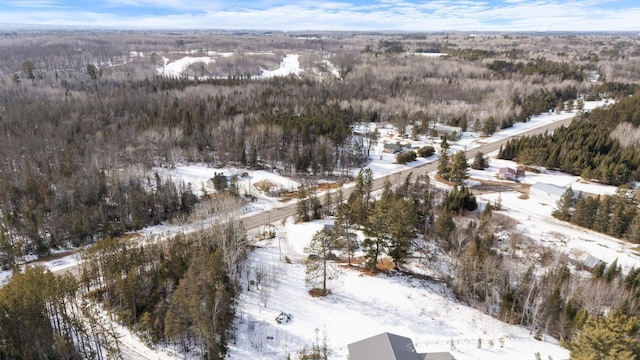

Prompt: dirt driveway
xmin=470 ymin=178 xmax=532 ymax=196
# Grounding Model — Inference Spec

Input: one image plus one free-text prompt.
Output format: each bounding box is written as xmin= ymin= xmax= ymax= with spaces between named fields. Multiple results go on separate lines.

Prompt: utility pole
xmin=278 ymin=234 xmax=282 ymax=261
xmin=346 ymin=217 xmax=351 ymax=266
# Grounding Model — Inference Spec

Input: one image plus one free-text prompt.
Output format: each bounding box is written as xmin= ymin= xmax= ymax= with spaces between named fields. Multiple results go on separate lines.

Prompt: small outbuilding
xmin=383 ymin=142 xmax=411 ymax=154
xmin=498 ymin=167 xmax=517 ymax=180
xmin=497 ymin=167 xmax=525 ymax=180
xmin=576 ymin=252 xmax=605 ymax=271
xmin=529 ymin=182 xmax=567 ymax=206
xmin=435 ymin=125 xmax=462 ymax=140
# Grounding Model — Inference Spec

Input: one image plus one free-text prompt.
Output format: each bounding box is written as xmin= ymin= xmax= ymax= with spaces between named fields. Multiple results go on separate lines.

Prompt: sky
xmin=1 ymin=0 xmax=639 ymax=32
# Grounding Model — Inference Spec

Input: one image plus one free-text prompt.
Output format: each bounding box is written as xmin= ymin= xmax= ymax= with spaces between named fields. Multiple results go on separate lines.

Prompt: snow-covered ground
xmin=468 ymin=158 xmax=618 ymax=197
xmin=461 ymin=153 xmax=637 ymax=278
xmin=258 ymin=54 xmax=303 ymax=79
xmin=409 ymin=52 xmax=449 ymax=57
xmin=159 ymin=55 xmax=216 ymax=77
xmin=228 ymin=219 xmax=570 ymax=360
xmin=1 ymin=98 xmax=626 ymax=359
xmin=0 ymin=99 xmax=613 ymax=284
xmin=153 ymin=165 xmax=300 ymax=198
xmin=155 ymin=52 xmax=305 ymax=80
xmin=322 ymin=59 xmax=341 ymax=79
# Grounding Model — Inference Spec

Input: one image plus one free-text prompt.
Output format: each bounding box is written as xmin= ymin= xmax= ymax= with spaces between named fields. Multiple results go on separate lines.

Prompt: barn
xmin=529 ymin=182 xmax=567 ymax=206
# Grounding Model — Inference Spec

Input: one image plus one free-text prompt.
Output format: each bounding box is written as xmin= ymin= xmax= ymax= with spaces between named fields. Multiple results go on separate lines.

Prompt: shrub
xmin=396 ymin=150 xmax=417 ymax=164
xmin=418 ymin=145 xmax=435 ymax=157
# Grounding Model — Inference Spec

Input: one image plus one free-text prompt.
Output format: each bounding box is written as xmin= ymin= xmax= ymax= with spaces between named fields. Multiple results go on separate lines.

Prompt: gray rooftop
xmin=348 ymin=333 xmax=421 ymax=360
xmin=421 ymin=352 xmax=457 ymax=360
xmin=530 ymin=182 xmax=567 ymax=197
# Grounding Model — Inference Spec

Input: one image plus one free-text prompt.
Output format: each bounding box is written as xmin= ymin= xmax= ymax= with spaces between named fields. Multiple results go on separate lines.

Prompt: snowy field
xmin=154 ymin=52 xmax=313 ymax=80
xmin=228 ymin=219 xmax=570 ymax=360
xmin=1 ymin=99 xmax=627 ymax=359
xmin=258 ymin=54 xmax=303 ymax=79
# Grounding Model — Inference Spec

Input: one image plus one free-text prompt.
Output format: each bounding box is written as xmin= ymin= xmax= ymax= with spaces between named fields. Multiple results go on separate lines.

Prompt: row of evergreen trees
xmin=488 ymin=58 xmax=586 ymax=82
xmin=499 ymin=92 xmax=640 ymax=186
xmin=553 ymin=188 xmax=640 ymax=241
xmin=297 ymin=168 xmax=478 ymax=272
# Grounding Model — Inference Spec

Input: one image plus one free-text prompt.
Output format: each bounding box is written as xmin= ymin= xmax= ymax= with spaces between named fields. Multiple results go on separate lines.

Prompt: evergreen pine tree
xmin=304 ymin=229 xmax=341 ymax=295
xmin=323 ymin=190 xmax=333 ymax=217
xmin=387 ymin=198 xmax=418 ymax=269
xmin=571 ymin=195 xmax=598 ymax=228
xmin=609 ymin=200 xmax=628 ymax=238
xmin=438 ymin=138 xmax=451 ymax=180
xmin=553 ymin=187 xmax=575 ymax=221
xmin=471 ymin=151 xmax=489 ymax=170
xmin=569 ymin=311 xmax=639 ymax=360
xmin=450 ymin=151 xmax=470 ymax=183
xmin=297 ymin=185 xmax=310 ymax=222
xmin=362 ymin=200 xmax=391 ymax=271
xmin=627 ymin=212 xmax=640 ymax=243
xmin=593 ymin=196 xmax=612 ymax=233
xmin=435 ymin=209 xmax=455 ymax=240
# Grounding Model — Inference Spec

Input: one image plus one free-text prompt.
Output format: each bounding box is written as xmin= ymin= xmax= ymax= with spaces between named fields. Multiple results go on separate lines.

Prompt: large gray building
xmin=347 ymin=332 xmax=455 ymax=360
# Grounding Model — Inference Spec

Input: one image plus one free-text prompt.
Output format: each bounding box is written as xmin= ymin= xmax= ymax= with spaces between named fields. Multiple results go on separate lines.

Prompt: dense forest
xmin=2 ymin=31 xmax=640 ymax=359
xmin=498 ymin=92 xmax=640 ymax=186
xmin=81 ymin=206 xmax=245 ymax=358
xmin=1 ymin=31 xmax=639 ymax=259
xmin=1 ymin=195 xmax=245 ymax=359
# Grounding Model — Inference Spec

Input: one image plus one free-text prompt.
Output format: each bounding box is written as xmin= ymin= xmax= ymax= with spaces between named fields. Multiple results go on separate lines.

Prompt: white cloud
xmin=102 ymin=0 xmax=227 ymax=11
xmin=1 ymin=1 xmax=639 ymax=31
xmin=7 ymin=0 xmax=72 ymax=9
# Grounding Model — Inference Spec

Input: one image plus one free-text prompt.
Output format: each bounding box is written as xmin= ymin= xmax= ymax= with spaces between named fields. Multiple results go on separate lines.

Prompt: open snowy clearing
xmin=477 ymin=188 xmax=640 ymax=272
xmin=258 ymin=54 xmax=303 ymax=79
xmin=154 ymin=51 xmax=305 ymax=80
xmin=229 ymin=219 xmax=570 ymax=360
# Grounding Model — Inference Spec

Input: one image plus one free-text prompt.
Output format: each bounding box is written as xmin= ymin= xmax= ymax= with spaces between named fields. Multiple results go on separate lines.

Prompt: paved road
xmin=244 ymin=114 xmax=578 ymax=229
xmin=50 ymin=113 xmax=577 ymax=360
xmin=55 ymin=114 xmax=577 ymax=277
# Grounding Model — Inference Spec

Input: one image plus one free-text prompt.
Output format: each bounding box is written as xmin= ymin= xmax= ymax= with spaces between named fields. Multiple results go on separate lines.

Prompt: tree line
xmin=553 ymin=188 xmax=640 ymax=241
xmin=0 ymin=193 xmax=245 ymax=359
xmin=498 ymin=92 xmax=640 ymax=186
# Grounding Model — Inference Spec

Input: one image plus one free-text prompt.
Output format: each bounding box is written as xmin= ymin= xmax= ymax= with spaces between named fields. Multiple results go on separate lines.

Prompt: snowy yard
xmin=229 ymin=219 xmax=571 ymax=360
